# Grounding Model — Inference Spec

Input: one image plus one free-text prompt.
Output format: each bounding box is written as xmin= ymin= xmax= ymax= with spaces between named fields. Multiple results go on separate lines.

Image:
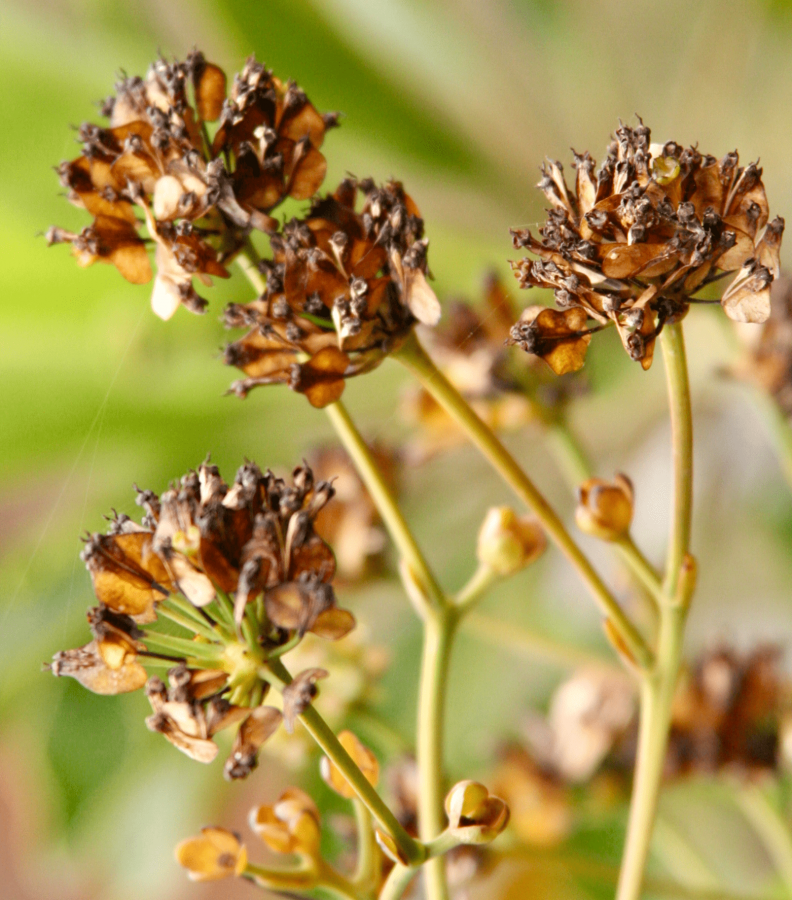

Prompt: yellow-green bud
xmin=575 ymin=474 xmax=634 ymax=541
xmin=477 ymin=507 xmax=546 ymax=576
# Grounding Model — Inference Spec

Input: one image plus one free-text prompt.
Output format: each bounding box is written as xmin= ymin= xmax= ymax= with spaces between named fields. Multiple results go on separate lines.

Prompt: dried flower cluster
xmin=510 ymin=119 xmax=784 ymax=373
xmin=49 ymin=459 xmax=355 ymax=778
xmin=224 ymin=177 xmax=440 ymax=406
xmin=47 ymin=53 xmax=335 ymax=318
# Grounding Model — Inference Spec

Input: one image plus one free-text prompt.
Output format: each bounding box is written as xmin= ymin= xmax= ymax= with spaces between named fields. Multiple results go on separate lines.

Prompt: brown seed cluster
xmin=49 ymin=459 xmax=355 ymax=777
xmin=223 ymin=177 xmax=440 ymax=406
xmin=47 ymin=52 xmax=335 ymax=319
xmin=510 ymin=119 xmax=785 ymax=373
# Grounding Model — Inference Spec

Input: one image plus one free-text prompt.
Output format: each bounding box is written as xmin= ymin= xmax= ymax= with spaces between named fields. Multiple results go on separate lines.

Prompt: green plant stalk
xmin=734 ymin=783 xmax=792 ymax=893
xmin=615 ymin=534 xmax=664 ymax=609
xmin=324 ymin=400 xmax=445 ymax=612
xmin=545 ymin=415 xmax=593 ymax=485
xmin=378 ymin=863 xmax=416 ymax=900
xmin=616 ymin=322 xmax=694 ymax=900
xmin=453 ymin=563 xmax=498 ymax=613
xmin=264 ymin=657 xmax=426 ymax=868
xmin=753 ymin=388 xmax=792 ymax=495
xmin=352 ymin=799 xmax=379 ymax=895
xmin=246 ymin=860 xmax=359 ymax=900
xmin=463 ymin=612 xmax=625 ymax=675
xmin=417 ymin=610 xmax=454 ymax=900
xmin=395 ymin=332 xmax=652 ymax=669
xmin=160 ymin=596 xmax=227 ymax=642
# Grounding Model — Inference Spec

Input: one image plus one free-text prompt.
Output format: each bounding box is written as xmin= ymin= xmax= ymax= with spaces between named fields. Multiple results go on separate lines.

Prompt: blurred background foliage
xmin=2 ymin=0 xmax=792 ymax=898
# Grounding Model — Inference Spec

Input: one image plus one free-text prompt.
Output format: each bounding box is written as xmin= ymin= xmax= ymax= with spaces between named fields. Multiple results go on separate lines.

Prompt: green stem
xmin=463 ymin=612 xmax=625 ymax=675
xmin=735 ymin=783 xmax=792 ymax=893
xmin=141 ymin=631 xmax=221 ymax=662
xmin=616 ymin=322 xmax=694 ymax=900
xmin=615 ymin=534 xmax=664 ymax=609
xmin=324 ymin=400 xmax=446 ymax=612
xmin=752 ymin=388 xmax=792 ymax=495
xmin=453 ymin=564 xmax=498 ymax=613
xmin=546 ymin=415 xmax=592 ymax=485
xmin=264 ymin=658 xmax=425 ymax=868
xmin=236 ymin=248 xmax=266 ymax=294
xmin=353 ymin=799 xmax=379 ymax=895
xmin=378 ymin=864 xmax=416 ymax=900
xmin=160 ymin=597 xmax=226 ymax=642
xmin=395 ymin=333 xmax=652 ymax=669
xmin=417 ymin=610 xmax=454 ymax=900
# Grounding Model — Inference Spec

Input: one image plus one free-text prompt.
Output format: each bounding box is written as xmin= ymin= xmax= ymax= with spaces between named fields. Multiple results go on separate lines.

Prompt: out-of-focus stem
xmin=395 ymin=332 xmax=652 ymax=669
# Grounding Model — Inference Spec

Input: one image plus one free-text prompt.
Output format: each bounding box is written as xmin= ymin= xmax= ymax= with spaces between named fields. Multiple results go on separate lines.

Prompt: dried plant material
xmin=249 ymin=788 xmax=321 ymax=856
xmin=575 ymin=474 xmax=634 ymax=541
xmin=175 ymin=827 xmax=248 ymax=881
xmin=320 ymin=730 xmax=379 ymax=798
xmin=49 ymin=53 xmax=337 ymax=318
xmin=444 ymin=780 xmax=510 ymax=844
xmin=224 ymin=706 xmax=284 ymax=780
xmin=282 ymin=667 xmax=328 ymax=732
xmin=508 ymin=306 xmax=594 ymax=375
xmin=225 ymin=178 xmax=438 ymax=403
xmin=511 ymin=121 xmax=785 ymax=371
xmin=48 ymin=641 xmax=148 ymax=695
xmin=476 ymin=506 xmax=546 ymax=576
xmin=310 ymin=445 xmax=393 ymax=582
xmin=732 ymin=274 xmax=792 ymax=418
xmin=402 ymin=273 xmax=584 ymax=462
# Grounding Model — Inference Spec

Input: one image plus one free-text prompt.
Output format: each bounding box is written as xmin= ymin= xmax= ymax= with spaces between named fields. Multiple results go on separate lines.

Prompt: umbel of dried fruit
xmin=510 ymin=118 xmax=784 ymax=373
xmin=224 ymin=177 xmax=440 ymax=406
xmin=47 ymin=52 xmax=337 ymax=319
xmin=48 ymin=459 xmax=355 ymax=778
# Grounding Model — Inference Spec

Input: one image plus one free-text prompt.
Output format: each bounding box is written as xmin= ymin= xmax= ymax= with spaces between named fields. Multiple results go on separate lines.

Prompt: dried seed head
xmin=49 ymin=53 xmax=335 ymax=319
xmin=224 ymin=178 xmax=439 ymax=405
xmin=511 ymin=119 xmax=784 ymax=371
xmin=575 ymin=474 xmax=634 ymax=541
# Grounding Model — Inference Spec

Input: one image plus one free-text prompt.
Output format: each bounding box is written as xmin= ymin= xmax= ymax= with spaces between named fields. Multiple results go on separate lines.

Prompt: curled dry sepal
xmin=509 ymin=118 xmax=785 ymax=373
xmin=176 ymin=788 xmax=323 ymax=882
xmin=46 ymin=52 xmax=336 ymax=319
xmin=48 ymin=459 xmax=355 ymax=779
xmin=224 ymin=177 xmax=441 ymax=406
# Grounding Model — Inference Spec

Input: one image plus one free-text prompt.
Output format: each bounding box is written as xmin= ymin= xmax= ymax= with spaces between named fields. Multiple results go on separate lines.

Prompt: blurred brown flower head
xmin=49 ymin=458 xmax=355 ymax=778
xmin=224 ymin=177 xmax=440 ymax=406
xmin=402 ymin=273 xmax=585 ymax=461
xmin=733 ymin=273 xmax=792 ymax=418
xmin=47 ymin=52 xmax=335 ymax=318
xmin=510 ymin=119 xmax=785 ymax=372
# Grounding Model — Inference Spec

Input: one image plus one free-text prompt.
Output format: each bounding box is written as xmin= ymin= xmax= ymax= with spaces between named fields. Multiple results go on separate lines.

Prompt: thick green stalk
xmin=264 ymin=658 xmax=426 ymax=868
xmin=395 ymin=333 xmax=652 ymax=669
xmin=324 ymin=400 xmax=445 ymax=611
xmin=352 ymin=799 xmax=379 ymax=896
xmin=417 ymin=610 xmax=454 ymax=900
xmin=616 ymin=322 xmax=694 ymax=900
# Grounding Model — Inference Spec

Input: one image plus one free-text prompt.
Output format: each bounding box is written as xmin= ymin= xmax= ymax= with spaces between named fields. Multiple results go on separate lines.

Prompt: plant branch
xmin=395 ymin=332 xmax=652 ymax=669
xmin=264 ymin=657 xmax=426 ymax=868
xmin=616 ymin=321 xmax=694 ymax=900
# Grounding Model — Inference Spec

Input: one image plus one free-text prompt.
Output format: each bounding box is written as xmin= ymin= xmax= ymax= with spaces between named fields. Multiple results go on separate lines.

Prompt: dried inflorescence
xmin=733 ymin=274 xmax=792 ymax=418
xmin=47 ymin=52 xmax=336 ymax=319
xmin=510 ymin=119 xmax=785 ymax=373
xmin=402 ymin=273 xmax=584 ymax=460
xmin=223 ymin=177 xmax=440 ymax=406
xmin=49 ymin=459 xmax=356 ymax=777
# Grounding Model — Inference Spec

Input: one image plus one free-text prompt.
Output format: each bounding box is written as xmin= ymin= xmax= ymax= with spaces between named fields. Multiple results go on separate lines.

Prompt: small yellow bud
xmin=175 ymin=827 xmax=247 ymax=881
xmin=444 ymin=780 xmax=510 ymax=844
xmin=477 ymin=507 xmax=546 ymax=576
xmin=575 ymin=474 xmax=634 ymax=541
xmin=249 ymin=788 xmax=321 ymax=857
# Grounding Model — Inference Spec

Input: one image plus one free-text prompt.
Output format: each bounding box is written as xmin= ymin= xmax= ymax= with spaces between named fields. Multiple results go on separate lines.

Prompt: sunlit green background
xmin=3 ymin=1 xmax=792 ymax=898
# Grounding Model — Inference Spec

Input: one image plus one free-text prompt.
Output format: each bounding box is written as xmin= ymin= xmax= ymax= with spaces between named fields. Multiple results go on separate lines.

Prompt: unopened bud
xmin=477 ymin=507 xmax=546 ymax=576
xmin=444 ymin=780 xmax=510 ymax=844
xmin=575 ymin=474 xmax=634 ymax=541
